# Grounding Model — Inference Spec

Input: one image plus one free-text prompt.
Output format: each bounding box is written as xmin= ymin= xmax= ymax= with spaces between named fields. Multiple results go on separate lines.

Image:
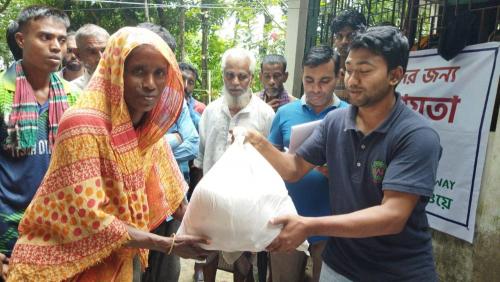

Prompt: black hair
xmin=6 ymin=20 xmax=22 ymax=61
xmin=179 ymin=62 xmax=199 ymax=82
xmin=260 ymin=54 xmax=287 ymax=72
xmin=349 ymin=26 xmax=409 ymax=72
xmin=331 ymin=8 xmax=367 ymax=34
xmin=137 ymin=22 xmax=177 ymax=53
xmin=17 ymin=5 xmax=70 ymax=32
xmin=302 ymin=45 xmax=341 ymax=77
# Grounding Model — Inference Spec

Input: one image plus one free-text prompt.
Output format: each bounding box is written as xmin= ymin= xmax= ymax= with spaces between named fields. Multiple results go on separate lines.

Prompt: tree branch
xmin=0 ymin=0 xmax=13 ymax=15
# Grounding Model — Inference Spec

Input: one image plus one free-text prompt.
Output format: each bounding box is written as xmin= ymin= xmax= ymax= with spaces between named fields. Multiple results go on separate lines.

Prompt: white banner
xmin=396 ymin=42 xmax=500 ymax=243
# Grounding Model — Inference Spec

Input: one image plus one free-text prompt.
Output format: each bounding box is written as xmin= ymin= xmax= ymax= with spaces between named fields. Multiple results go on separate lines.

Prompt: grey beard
xmin=223 ymin=86 xmax=252 ymax=110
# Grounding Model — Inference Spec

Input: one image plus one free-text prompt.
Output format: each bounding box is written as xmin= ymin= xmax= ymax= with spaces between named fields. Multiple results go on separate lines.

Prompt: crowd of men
xmin=0 ymin=5 xmax=441 ymax=282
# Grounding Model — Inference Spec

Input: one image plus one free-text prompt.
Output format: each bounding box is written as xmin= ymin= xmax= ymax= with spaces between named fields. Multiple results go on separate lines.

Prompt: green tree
xmin=1 ymin=0 xmax=287 ymax=101
xmin=230 ymin=0 xmax=286 ymax=59
xmin=0 ymin=0 xmax=45 ymax=67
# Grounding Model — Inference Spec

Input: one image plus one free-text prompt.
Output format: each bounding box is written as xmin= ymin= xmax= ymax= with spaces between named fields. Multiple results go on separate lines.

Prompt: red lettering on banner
xmin=402 ymin=94 xmax=461 ymax=123
xmin=402 ymin=69 xmax=420 ymax=85
xmin=422 ymin=66 xmax=460 ymax=83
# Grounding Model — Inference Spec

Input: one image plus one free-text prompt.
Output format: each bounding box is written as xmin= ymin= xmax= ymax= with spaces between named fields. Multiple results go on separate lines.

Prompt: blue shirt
xmin=297 ymin=93 xmax=441 ymax=281
xmin=166 ymin=102 xmax=199 ymax=182
xmin=268 ymin=95 xmax=348 ymax=243
xmin=0 ymin=64 xmax=78 ymax=256
xmin=0 ymin=103 xmax=50 ymax=256
xmin=186 ymin=96 xmax=202 ymax=131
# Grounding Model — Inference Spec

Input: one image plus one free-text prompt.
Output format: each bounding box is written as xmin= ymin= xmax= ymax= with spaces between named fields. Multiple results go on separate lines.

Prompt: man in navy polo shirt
xmin=244 ymin=26 xmax=441 ymax=281
xmin=268 ymin=45 xmax=348 ymax=282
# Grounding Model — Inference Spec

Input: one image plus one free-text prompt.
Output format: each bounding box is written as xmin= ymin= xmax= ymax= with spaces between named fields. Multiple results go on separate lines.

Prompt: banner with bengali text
xmin=396 ymin=42 xmax=500 ymax=243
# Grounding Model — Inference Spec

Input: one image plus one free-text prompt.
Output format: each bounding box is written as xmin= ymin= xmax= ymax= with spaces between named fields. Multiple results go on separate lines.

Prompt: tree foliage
xmin=0 ymin=0 xmax=45 ymax=67
xmin=1 ymin=0 xmax=287 ymax=101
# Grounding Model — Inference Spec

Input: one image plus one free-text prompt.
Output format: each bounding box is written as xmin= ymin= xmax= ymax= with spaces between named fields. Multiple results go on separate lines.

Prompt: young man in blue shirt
xmin=245 ymin=26 xmax=441 ymax=281
xmin=268 ymin=45 xmax=347 ymax=282
xmin=0 ymin=5 xmax=78 ymax=278
xmin=179 ymin=62 xmax=206 ymax=131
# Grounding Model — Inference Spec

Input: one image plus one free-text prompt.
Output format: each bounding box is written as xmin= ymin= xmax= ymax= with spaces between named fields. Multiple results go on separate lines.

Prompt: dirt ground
xmin=179 ymin=258 xmax=233 ymax=282
xmin=178 ymin=256 xmax=314 ymax=282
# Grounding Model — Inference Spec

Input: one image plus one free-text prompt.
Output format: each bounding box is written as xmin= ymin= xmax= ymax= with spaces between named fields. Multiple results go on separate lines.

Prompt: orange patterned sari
xmin=7 ymin=27 xmax=186 ymax=281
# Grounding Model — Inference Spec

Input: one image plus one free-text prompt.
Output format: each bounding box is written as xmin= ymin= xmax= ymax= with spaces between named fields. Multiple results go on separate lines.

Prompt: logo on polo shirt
xmin=371 ymin=160 xmax=386 ymax=184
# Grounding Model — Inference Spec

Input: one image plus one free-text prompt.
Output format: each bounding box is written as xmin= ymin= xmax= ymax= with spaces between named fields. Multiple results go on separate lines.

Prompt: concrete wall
xmin=283 ymin=0 xmax=309 ymax=98
xmin=432 ymin=110 xmax=500 ymax=281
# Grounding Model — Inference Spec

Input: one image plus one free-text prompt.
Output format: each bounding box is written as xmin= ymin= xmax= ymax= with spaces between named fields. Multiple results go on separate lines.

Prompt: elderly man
xmin=194 ymin=47 xmax=275 ymax=282
xmin=331 ymin=8 xmax=366 ymax=101
xmin=258 ymin=54 xmax=295 ymax=111
xmin=268 ymin=45 xmax=348 ymax=282
xmin=0 ymin=5 xmax=79 ymax=279
xmin=59 ymin=31 xmax=84 ymax=81
xmin=72 ymin=23 xmax=109 ymax=90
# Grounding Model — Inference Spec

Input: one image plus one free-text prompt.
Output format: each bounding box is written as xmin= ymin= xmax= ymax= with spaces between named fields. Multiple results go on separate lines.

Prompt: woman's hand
xmin=125 ymin=225 xmax=210 ymax=260
xmin=171 ymin=234 xmax=211 ymax=260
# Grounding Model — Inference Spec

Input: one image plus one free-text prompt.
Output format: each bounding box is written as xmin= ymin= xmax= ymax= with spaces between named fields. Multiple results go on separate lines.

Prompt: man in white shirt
xmin=71 ymin=24 xmax=109 ymax=90
xmin=193 ymin=47 xmax=275 ymax=282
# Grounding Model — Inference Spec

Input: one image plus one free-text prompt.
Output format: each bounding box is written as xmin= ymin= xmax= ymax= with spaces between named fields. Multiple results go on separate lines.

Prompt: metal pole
xmin=144 ymin=0 xmax=150 ymax=21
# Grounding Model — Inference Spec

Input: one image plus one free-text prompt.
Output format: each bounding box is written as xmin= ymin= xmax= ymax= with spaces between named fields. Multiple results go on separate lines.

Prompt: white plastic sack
xmin=178 ymin=131 xmax=308 ymax=254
